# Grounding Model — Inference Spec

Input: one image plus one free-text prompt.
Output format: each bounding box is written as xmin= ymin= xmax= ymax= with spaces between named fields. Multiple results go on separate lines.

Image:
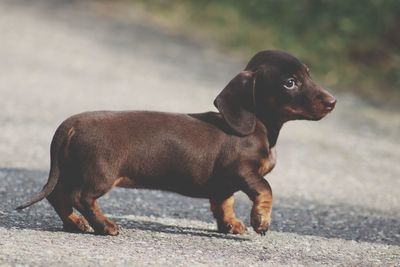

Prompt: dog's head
xmin=214 ymin=50 xmax=336 ymax=136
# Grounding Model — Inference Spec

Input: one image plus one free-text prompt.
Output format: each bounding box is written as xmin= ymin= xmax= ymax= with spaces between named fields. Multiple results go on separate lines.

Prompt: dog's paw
xmin=103 ymin=223 xmax=120 ymax=236
xmin=250 ymin=213 xmax=270 ymax=236
xmin=218 ymin=219 xmax=247 ymax=235
xmin=94 ymin=220 xmax=120 ymax=236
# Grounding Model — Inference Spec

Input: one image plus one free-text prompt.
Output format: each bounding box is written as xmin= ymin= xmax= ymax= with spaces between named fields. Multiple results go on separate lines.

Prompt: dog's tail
xmin=15 ymin=166 xmax=59 ymax=210
xmin=16 ymin=126 xmax=74 ymax=210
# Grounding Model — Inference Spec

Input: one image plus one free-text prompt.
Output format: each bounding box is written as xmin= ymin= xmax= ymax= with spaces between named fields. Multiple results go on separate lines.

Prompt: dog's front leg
xmin=210 ymin=196 xmax=246 ymax=234
xmin=242 ymin=175 xmax=273 ymax=235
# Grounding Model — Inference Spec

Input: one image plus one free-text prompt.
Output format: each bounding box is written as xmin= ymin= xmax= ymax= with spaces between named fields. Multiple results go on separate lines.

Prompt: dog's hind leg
xmin=47 ymin=184 xmax=91 ymax=233
xmin=71 ymin=165 xmax=121 ymax=235
xmin=74 ymin=193 xmax=119 ymax=236
xmin=210 ymin=195 xmax=247 ymax=234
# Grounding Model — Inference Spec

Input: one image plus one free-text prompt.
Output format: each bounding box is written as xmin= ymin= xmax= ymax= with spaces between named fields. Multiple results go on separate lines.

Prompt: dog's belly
xmin=115 ymin=174 xmax=218 ymax=198
xmin=155 ymin=181 xmax=213 ymax=198
xmin=115 ymin=156 xmax=236 ymax=198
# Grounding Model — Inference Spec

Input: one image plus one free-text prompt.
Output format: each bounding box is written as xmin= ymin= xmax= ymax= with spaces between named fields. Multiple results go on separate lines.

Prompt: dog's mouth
xmin=309 ymin=102 xmax=336 ymax=120
xmin=282 ymin=105 xmax=314 ymax=120
xmin=310 ymin=111 xmax=330 ymax=121
xmin=282 ymin=101 xmax=335 ymax=121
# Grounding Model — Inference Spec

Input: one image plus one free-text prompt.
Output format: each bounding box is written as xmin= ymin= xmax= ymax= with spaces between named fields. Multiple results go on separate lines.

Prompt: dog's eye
xmin=283 ymin=78 xmax=296 ymax=90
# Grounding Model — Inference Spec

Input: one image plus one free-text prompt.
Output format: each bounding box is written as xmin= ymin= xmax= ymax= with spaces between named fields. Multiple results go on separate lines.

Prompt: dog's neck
xmin=266 ymin=120 xmax=283 ymax=148
xmin=257 ymin=113 xmax=284 ymax=148
xmin=267 ymin=122 xmax=282 ymax=148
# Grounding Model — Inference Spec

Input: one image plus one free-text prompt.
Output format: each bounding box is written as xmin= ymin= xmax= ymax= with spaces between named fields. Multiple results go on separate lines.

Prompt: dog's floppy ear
xmin=214 ymin=71 xmax=256 ymax=136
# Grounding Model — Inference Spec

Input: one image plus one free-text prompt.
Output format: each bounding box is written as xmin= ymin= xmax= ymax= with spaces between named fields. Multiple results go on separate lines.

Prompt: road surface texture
xmin=0 ymin=0 xmax=399 ymax=266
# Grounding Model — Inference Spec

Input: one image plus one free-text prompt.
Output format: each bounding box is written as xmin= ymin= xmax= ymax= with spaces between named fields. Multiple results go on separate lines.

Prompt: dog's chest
xmin=258 ymin=147 xmax=277 ymax=176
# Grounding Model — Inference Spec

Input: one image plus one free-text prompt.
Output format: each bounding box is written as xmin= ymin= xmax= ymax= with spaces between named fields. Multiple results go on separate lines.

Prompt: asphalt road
xmin=0 ymin=0 xmax=399 ymax=266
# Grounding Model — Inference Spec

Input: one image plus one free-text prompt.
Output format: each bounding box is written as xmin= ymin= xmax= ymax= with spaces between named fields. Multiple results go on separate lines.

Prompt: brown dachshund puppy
xmin=17 ymin=50 xmax=336 ymax=236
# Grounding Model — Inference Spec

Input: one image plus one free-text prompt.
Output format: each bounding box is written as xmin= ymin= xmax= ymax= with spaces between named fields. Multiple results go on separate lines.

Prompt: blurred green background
xmin=135 ymin=0 xmax=400 ymax=102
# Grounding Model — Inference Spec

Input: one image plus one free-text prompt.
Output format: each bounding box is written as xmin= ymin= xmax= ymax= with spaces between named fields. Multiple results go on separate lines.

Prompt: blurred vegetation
xmin=135 ymin=0 xmax=400 ymax=99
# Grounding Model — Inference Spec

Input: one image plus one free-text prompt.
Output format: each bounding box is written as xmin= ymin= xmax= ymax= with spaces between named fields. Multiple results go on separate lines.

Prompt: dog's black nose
xmin=323 ymin=97 xmax=337 ymax=109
